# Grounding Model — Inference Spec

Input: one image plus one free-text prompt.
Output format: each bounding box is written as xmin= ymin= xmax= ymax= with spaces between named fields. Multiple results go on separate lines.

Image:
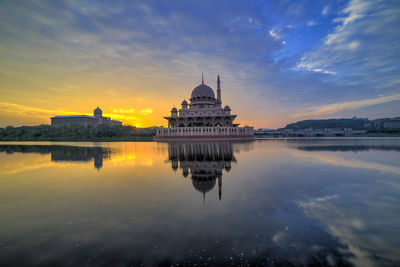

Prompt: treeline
xmin=0 ymin=124 xmax=157 ymax=141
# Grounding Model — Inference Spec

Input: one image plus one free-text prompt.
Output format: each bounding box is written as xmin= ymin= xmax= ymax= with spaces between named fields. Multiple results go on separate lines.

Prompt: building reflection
xmin=167 ymin=141 xmax=236 ymax=202
xmin=0 ymin=145 xmax=111 ymax=170
xmin=296 ymin=145 xmax=400 ymax=152
xmin=280 ymin=138 xmax=400 ymax=152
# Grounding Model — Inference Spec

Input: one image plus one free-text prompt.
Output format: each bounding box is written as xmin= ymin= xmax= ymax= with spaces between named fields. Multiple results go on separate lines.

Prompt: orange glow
xmin=107 ymin=142 xmax=161 ymax=167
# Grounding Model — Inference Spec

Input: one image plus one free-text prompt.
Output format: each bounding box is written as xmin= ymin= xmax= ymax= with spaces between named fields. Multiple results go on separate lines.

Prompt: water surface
xmin=0 ymin=139 xmax=399 ymax=266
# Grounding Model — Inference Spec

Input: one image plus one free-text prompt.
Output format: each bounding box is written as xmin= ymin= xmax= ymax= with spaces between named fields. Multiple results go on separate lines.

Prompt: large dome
xmin=191 ymin=84 xmax=215 ymax=99
xmin=192 ymin=178 xmax=216 ymax=194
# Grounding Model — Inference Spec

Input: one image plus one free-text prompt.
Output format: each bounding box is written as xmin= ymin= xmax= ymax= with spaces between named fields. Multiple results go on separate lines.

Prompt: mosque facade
xmin=51 ymin=107 xmax=122 ymax=127
xmin=155 ymin=75 xmax=253 ymax=140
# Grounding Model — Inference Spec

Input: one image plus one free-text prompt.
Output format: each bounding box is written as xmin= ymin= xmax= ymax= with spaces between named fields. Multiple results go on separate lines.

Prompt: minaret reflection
xmin=167 ymin=142 xmax=236 ymax=202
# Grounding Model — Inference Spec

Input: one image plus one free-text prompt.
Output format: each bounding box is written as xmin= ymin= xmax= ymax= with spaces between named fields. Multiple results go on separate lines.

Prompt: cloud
xmin=269 ymin=29 xmax=280 ymax=40
xmin=139 ymin=108 xmax=153 ymax=115
xmin=334 ymin=0 xmax=371 ymax=26
xmin=299 ymin=195 xmax=339 ymax=208
xmin=0 ymin=102 xmax=149 ymax=126
xmin=291 ymin=93 xmax=400 ymax=118
xmin=113 ymin=109 xmax=136 ymax=114
xmin=297 ymin=0 xmax=400 ymax=93
xmin=295 ymin=62 xmax=336 ymax=75
xmin=310 ymin=69 xmax=336 ymax=75
xmin=0 ymin=102 xmax=80 ymax=118
xmin=322 ymin=5 xmax=330 ymax=16
xmin=291 ymin=149 xmax=400 ymax=175
xmin=0 ymin=1 xmax=399 ymax=128
xmin=306 ymin=20 xmax=316 ymax=26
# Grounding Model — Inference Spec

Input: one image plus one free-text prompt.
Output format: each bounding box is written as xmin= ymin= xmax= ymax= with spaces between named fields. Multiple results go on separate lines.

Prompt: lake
xmin=0 ymin=139 xmax=399 ymax=266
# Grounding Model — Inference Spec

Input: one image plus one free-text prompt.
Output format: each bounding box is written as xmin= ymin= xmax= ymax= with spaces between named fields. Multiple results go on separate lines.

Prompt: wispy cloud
xmin=269 ymin=29 xmax=281 ymax=40
xmin=295 ymin=62 xmax=336 ymax=75
xmin=139 ymin=108 xmax=153 ymax=115
xmin=322 ymin=5 xmax=330 ymax=16
xmin=297 ymin=0 xmax=400 ymax=93
xmin=0 ymin=102 xmax=151 ymax=126
xmin=291 ymin=93 xmax=400 ymax=118
xmin=0 ymin=102 xmax=80 ymax=118
xmin=291 ymin=150 xmax=400 ymax=175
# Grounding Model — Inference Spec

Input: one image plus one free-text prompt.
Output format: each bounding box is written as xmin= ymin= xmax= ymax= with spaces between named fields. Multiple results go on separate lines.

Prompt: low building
xmin=280 ymin=128 xmax=367 ymax=137
xmin=51 ymin=107 xmax=122 ymax=127
xmin=363 ymin=117 xmax=400 ymax=129
xmin=383 ymin=121 xmax=400 ymax=129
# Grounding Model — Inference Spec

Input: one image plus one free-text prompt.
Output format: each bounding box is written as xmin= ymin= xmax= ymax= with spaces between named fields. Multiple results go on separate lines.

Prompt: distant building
xmin=51 ymin=107 xmax=122 ymax=127
xmin=254 ymin=129 xmax=279 ymax=135
xmin=275 ymin=128 xmax=367 ymax=137
xmin=363 ymin=122 xmax=372 ymax=128
xmin=383 ymin=121 xmax=400 ymax=129
xmin=363 ymin=117 xmax=400 ymax=129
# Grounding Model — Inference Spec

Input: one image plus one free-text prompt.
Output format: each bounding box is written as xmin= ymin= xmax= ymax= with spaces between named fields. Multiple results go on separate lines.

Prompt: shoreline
xmin=1 ymin=136 xmax=400 ymax=143
xmin=0 ymin=137 xmax=154 ymax=142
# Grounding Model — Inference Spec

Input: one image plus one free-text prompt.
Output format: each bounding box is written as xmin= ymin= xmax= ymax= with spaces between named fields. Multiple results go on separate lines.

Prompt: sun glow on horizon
xmin=1 ymin=1 xmax=399 ymax=128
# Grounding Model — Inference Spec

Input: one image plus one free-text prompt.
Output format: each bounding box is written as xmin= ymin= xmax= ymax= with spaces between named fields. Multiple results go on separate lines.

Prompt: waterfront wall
xmin=255 ymin=128 xmax=368 ymax=137
xmin=155 ymin=126 xmax=254 ymax=140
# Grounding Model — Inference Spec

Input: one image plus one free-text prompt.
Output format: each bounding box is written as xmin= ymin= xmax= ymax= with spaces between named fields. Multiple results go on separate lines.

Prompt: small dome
xmin=181 ymin=100 xmax=188 ymax=105
xmin=224 ymin=105 xmax=231 ymax=110
xmin=171 ymin=107 xmax=177 ymax=112
xmin=191 ymin=84 xmax=215 ymax=99
xmin=94 ymin=106 xmax=102 ymax=117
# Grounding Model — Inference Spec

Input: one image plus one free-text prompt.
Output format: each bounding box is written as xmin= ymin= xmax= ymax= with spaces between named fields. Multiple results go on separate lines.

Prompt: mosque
xmin=155 ymin=75 xmax=253 ymax=140
xmin=51 ymin=107 xmax=122 ymax=127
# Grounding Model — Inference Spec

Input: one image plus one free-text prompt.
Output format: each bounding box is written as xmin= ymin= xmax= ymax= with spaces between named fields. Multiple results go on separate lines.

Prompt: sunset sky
xmin=0 ymin=0 xmax=399 ymax=128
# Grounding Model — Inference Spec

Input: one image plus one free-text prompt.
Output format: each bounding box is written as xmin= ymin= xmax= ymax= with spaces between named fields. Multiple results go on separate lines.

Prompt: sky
xmin=0 ymin=0 xmax=399 ymax=128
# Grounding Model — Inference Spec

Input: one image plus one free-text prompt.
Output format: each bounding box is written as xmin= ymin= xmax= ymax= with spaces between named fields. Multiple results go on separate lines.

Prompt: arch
xmin=195 ymin=117 xmax=204 ymax=127
xmin=178 ymin=118 xmax=186 ymax=127
xmin=204 ymin=117 xmax=213 ymax=126
xmin=187 ymin=118 xmax=194 ymax=127
xmin=214 ymin=117 xmax=222 ymax=127
xmin=170 ymin=118 xmax=177 ymax=127
xmin=224 ymin=117 xmax=232 ymax=126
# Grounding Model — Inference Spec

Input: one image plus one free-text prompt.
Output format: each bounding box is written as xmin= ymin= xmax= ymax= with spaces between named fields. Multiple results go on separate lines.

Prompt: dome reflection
xmin=167 ymin=141 xmax=236 ymax=202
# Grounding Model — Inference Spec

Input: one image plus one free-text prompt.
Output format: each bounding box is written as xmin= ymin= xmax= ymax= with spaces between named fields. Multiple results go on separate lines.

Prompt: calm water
xmin=0 ymin=139 xmax=399 ymax=266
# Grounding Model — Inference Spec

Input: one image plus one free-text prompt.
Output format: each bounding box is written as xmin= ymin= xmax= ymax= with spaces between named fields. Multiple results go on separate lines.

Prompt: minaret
xmin=218 ymin=175 xmax=222 ymax=201
xmin=217 ymin=75 xmax=221 ymax=105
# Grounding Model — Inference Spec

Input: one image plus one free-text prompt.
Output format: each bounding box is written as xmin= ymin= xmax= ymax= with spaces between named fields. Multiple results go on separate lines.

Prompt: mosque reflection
xmin=0 ymin=145 xmax=111 ymax=170
xmin=167 ymin=141 xmax=236 ymax=202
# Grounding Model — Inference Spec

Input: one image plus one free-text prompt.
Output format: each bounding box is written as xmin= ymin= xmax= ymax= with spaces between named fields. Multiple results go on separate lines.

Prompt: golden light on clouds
xmin=0 ymin=102 xmax=156 ymax=128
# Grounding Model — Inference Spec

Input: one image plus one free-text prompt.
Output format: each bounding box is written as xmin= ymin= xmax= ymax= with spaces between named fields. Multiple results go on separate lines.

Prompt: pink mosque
xmin=155 ymin=75 xmax=253 ymax=140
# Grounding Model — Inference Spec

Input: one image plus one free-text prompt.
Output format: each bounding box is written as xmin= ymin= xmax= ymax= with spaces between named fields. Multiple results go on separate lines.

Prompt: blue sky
xmin=0 ymin=0 xmax=399 ymax=127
